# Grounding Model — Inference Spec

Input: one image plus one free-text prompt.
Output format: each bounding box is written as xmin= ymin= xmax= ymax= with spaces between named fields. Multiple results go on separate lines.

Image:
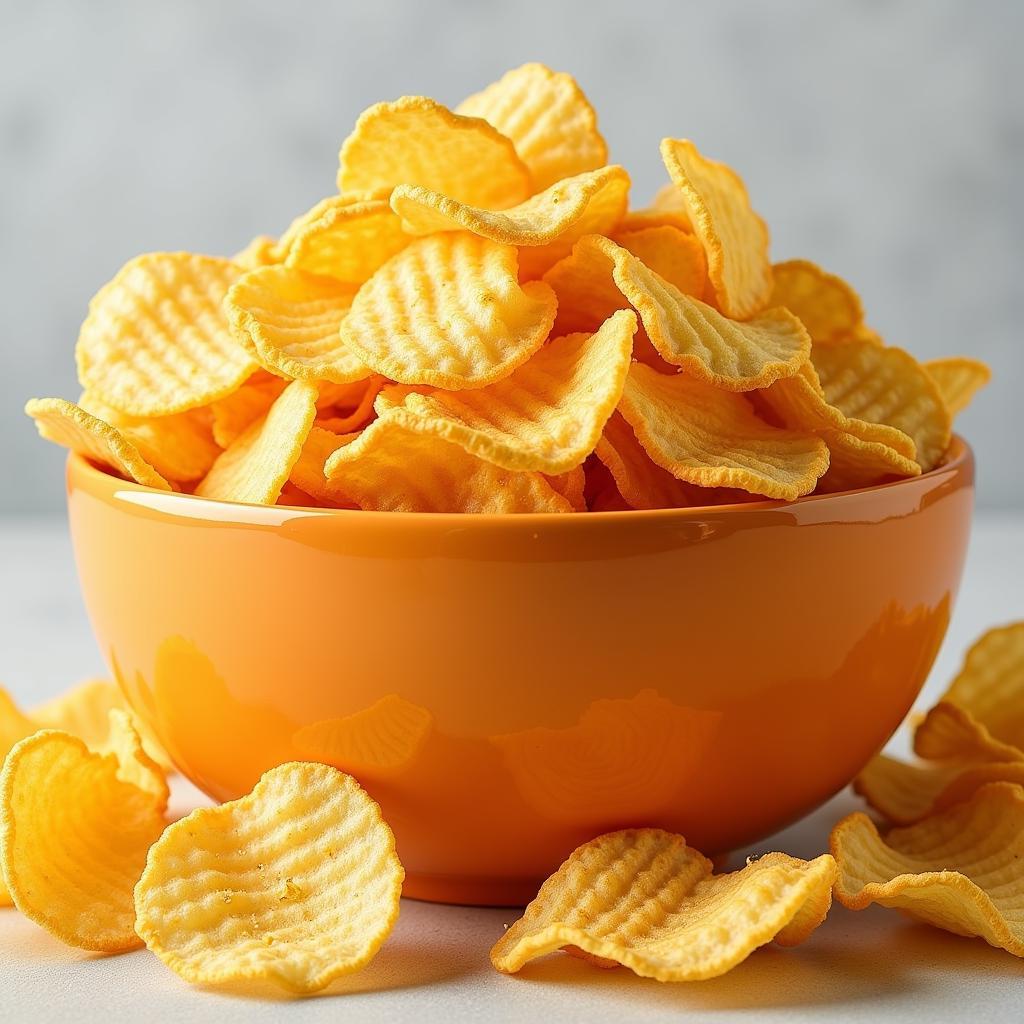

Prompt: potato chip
xmin=811 ymin=340 xmax=951 ymax=472
xmin=134 ymin=761 xmax=403 ymax=993
xmin=196 ymin=380 xmax=318 ymax=504
xmin=289 ymin=426 xmax=359 ymax=507
xmin=544 ymin=465 xmax=587 ymax=512
xmin=815 ymin=429 xmax=921 ymax=493
xmin=659 ymin=139 xmax=772 ymax=320
xmin=340 ymin=233 xmax=557 ymax=389
xmin=457 ymin=63 xmax=606 ymax=193
xmin=491 ymin=829 xmax=835 ymax=978
xmin=75 ymin=253 xmax=254 ymax=416
xmin=924 ymin=357 xmax=992 ymax=418
xmin=832 ymin=782 xmax=1024 ymax=955
xmin=31 ymin=678 xmax=125 ymax=749
xmin=316 ymin=377 xmax=385 ymax=434
xmin=618 ymin=364 xmax=829 ymax=500
xmin=0 ymin=687 xmax=36 ymax=762
xmin=769 ymin=260 xmax=864 ymax=344
xmin=381 ymin=309 xmax=635 ymax=474
xmin=0 ymin=713 xmax=168 ymax=951
xmin=618 ymin=204 xmax=694 ymax=235
xmin=338 ymin=95 xmax=530 ymax=209
xmin=324 ymin=414 xmax=573 ymax=513
xmin=225 ymin=266 xmax=371 ymax=383
xmin=25 ymin=398 xmax=171 ymax=490
xmin=282 ymin=192 xmax=409 ymax=286
xmin=233 ymin=235 xmax=282 ymax=270
xmin=209 ymin=371 xmax=288 ymax=449
xmin=611 ymin=225 xmax=707 ymax=299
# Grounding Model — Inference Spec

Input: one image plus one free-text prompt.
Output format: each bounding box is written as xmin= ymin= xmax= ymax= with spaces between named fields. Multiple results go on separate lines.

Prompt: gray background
xmin=2 ymin=0 xmax=1020 ymax=513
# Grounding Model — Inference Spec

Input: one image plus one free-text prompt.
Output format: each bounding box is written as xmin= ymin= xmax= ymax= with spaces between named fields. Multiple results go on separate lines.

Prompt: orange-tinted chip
xmin=289 ymin=426 xmax=359 ymax=507
xmin=769 ymin=260 xmax=863 ymax=343
xmin=610 ymin=225 xmax=706 ymax=299
xmin=544 ymin=465 xmax=587 ymax=512
xmin=316 ymin=376 xmax=385 ymax=434
xmin=815 ymin=429 xmax=921 ymax=493
xmin=924 ymin=357 xmax=992 ymax=418
xmin=209 ymin=371 xmax=287 ymax=448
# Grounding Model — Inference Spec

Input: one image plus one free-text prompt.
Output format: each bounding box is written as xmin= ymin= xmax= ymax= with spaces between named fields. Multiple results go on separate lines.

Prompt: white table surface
xmin=1 ymin=514 xmax=1023 ymax=1023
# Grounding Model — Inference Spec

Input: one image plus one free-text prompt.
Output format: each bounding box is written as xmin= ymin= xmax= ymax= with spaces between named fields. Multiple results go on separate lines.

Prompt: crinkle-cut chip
xmin=914 ymin=701 xmax=1024 ymax=764
xmin=75 ymin=253 xmax=254 ymax=416
xmin=337 ymin=95 xmax=530 ymax=210
xmin=134 ymin=761 xmax=403 ymax=993
xmin=209 ymin=372 xmax=287 ymax=449
xmin=382 ymin=310 xmax=636 ymax=474
xmin=0 ymin=717 xmax=168 ymax=951
xmin=282 ymin=193 xmax=408 ymax=286
xmin=650 ymin=181 xmax=693 ymax=219
xmin=0 ymin=687 xmax=36 ymax=763
xmin=196 ymin=380 xmax=318 ymax=504
xmin=544 ymin=465 xmax=586 ymax=512
xmin=292 ymin=695 xmax=433 ymax=778
xmin=78 ymin=391 xmax=220 ymax=484
xmin=924 ymin=357 xmax=992 ymax=418
xmin=618 ymin=204 xmax=694 ymax=235
xmin=225 ymin=266 xmax=371 ymax=384
xmin=373 ymin=384 xmax=435 ymax=417
xmin=584 ymin=456 xmax=632 ymax=512
xmin=815 ymin=429 xmax=921 ymax=493
xmin=831 ymin=781 xmax=1024 ymax=955
xmin=769 ymin=260 xmax=864 ymax=344
xmin=233 ymin=235 xmax=282 ymax=270
xmin=542 ymin=235 xmax=632 ymax=336
xmin=610 ymin=225 xmax=707 ymax=300
xmin=25 ymin=398 xmax=171 ymax=490
xmin=491 ymin=828 xmax=836 ymax=978
xmin=278 ymin=482 xmax=321 ymax=507
xmin=340 ymin=233 xmax=557 ymax=389
xmin=659 ymin=139 xmax=772 ymax=320
xmin=324 ymin=415 xmax=573 ymax=514
xmin=457 ymin=63 xmax=606 ymax=193
xmin=316 ymin=378 xmax=378 ymax=412
xmin=316 ymin=378 xmax=385 ymax=434
xmin=811 ymin=341 xmax=951 ymax=472
xmin=289 ymin=426 xmax=360 ymax=507
xmin=618 ymin=364 xmax=829 ymax=500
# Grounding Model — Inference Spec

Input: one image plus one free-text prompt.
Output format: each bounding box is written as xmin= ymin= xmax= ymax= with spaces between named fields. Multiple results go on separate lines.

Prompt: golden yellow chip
xmin=289 ymin=426 xmax=359 ymax=507
xmin=544 ymin=465 xmax=587 ymax=512
xmin=209 ymin=371 xmax=287 ymax=449
xmin=134 ymin=761 xmax=403 ymax=993
xmin=457 ymin=63 xmax=607 ymax=193
xmin=25 ymin=398 xmax=171 ymax=490
xmin=225 ymin=265 xmax=371 ymax=383
xmin=815 ymin=429 xmax=921 ymax=493
xmin=0 ymin=713 xmax=168 ymax=951
xmin=324 ymin=414 xmax=573 ymax=513
xmin=924 ymin=357 xmax=992 ymax=418
xmin=491 ymin=829 xmax=835 ymax=979
xmin=811 ymin=340 xmax=951 ymax=472
xmin=617 ymin=203 xmax=694 ymax=235
xmin=232 ymin=235 xmax=282 ymax=269
xmin=282 ymin=192 xmax=409 ymax=286
xmin=832 ymin=781 xmax=1024 ymax=956
xmin=769 ymin=260 xmax=864 ymax=344
xmin=618 ymin=364 xmax=829 ymax=500
xmin=340 ymin=233 xmax=557 ymax=389
xmin=611 ymin=225 xmax=707 ymax=299
xmin=338 ymin=95 xmax=530 ymax=209
xmin=75 ymin=253 xmax=255 ymax=416
xmin=0 ymin=687 xmax=36 ymax=763
xmin=196 ymin=380 xmax=318 ymax=504
xmin=316 ymin=377 xmax=385 ymax=434
xmin=31 ymin=678 xmax=125 ymax=749
xmin=913 ymin=699 xmax=1022 ymax=763
xmin=659 ymin=139 xmax=772 ymax=320
xmin=381 ymin=309 xmax=636 ymax=474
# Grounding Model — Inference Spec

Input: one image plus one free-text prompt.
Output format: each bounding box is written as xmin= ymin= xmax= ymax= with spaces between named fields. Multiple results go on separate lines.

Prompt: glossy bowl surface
xmin=67 ymin=439 xmax=974 ymax=905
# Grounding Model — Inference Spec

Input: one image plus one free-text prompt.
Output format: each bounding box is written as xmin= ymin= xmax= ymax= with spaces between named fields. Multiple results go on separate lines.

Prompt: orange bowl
xmin=67 ymin=439 xmax=973 ymax=905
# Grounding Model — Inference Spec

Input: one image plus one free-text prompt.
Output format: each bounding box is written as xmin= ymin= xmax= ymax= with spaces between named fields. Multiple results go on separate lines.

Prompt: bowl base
xmin=402 ymin=871 xmax=540 ymax=907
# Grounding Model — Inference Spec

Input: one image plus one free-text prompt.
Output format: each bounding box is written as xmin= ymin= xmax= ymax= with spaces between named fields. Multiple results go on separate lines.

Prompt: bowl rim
xmin=67 ymin=434 xmax=973 ymax=526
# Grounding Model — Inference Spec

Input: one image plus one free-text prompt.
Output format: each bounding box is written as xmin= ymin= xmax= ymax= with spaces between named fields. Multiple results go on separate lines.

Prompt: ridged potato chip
xmin=619 ymin=364 xmax=829 ymax=500
xmin=770 ymin=260 xmax=864 ymax=344
xmin=0 ymin=712 xmax=168 ymax=951
xmin=381 ymin=309 xmax=635 ymax=474
xmin=316 ymin=377 xmax=385 ymax=434
xmin=491 ymin=829 xmax=835 ymax=979
xmin=924 ymin=357 xmax=992 ymax=418
xmin=338 ymin=95 xmax=530 ymax=209
xmin=31 ymin=678 xmax=126 ymax=749
xmin=660 ymin=139 xmax=772 ymax=320
xmin=324 ymin=414 xmax=573 ymax=513
xmin=225 ymin=266 xmax=371 ymax=383
xmin=0 ymin=687 xmax=36 ymax=762
xmin=815 ymin=429 xmax=921 ymax=493
xmin=209 ymin=372 xmax=287 ymax=449
xmin=134 ymin=761 xmax=403 ymax=993
xmin=75 ymin=253 xmax=254 ymax=416
xmin=340 ymin=233 xmax=557 ymax=389
xmin=618 ymin=203 xmax=694 ymax=235
xmin=611 ymin=225 xmax=707 ymax=299
xmin=457 ymin=63 xmax=606 ymax=192
xmin=289 ymin=426 xmax=359 ymax=507
xmin=196 ymin=380 xmax=318 ymax=504
xmin=25 ymin=398 xmax=171 ymax=490
xmin=544 ymin=465 xmax=587 ymax=512
xmin=832 ymin=782 xmax=1024 ymax=956
xmin=233 ymin=235 xmax=282 ymax=270
xmin=811 ymin=340 xmax=951 ymax=472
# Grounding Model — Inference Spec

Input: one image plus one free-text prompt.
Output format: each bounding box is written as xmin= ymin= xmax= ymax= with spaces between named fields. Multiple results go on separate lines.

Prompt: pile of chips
xmin=26 ymin=63 xmax=990 ymax=512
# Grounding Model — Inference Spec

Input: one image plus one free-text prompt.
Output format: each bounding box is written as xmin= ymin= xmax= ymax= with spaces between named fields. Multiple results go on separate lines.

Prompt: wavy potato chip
xmin=134 ymin=761 xmax=403 ymax=993
xmin=233 ymin=235 xmax=282 ymax=270
xmin=660 ymin=139 xmax=772 ymax=320
xmin=769 ymin=260 xmax=864 ymax=344
xmin=383 ymin=309 xmax=635 ymax=474
xmin=491 ymin=829 xmax=835 ymax=979
xmin=0 ymin=687 xmax=36 ymax=762
xmin=316 ymin=377 xmax=385 ymax=434
xmin=25 ymin=398 xmax=171 ymax=490
xmin=544 ymin=464 xmax=587 ymax=512
xmin=457 ymin=63 xmax=606 ymax=192
xmin=225 ymin=265 xmax=371 ymax=383
xmin=619 ymin=364 xmax=829 ymax=499
xmin=75 ymin=253 xmax=254 ymax=416
xmin=611 ymin=225 xmax=707 ymax=299
xmin=0 ymin=713 xmax=168 ymax=951
xmin=209 ymin=372 xmax=287 ymax=449
xmin=324 ymin=414 xmax=573 ymax=513
xmin=31 ymin=678 xmax=126 ymax=749
xmin=340 ymin=233 xmax=557 ymax=389
xmin=338 ymin=95 xmax=530 ymax=209
xmin=815 ymin=429 xmax=921 ymax=493
xmin=832 ymin=782 xmax=1024 ymax=955
xmin=289 ymin=426 xmax=359 ymax=507
xmin=196 ymin=380 xmax=318 ymax=504
xmin=924 ymin=357 xmax=992 ymax=418
xmin=618 ymin=203 xmax=694 ymax=235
